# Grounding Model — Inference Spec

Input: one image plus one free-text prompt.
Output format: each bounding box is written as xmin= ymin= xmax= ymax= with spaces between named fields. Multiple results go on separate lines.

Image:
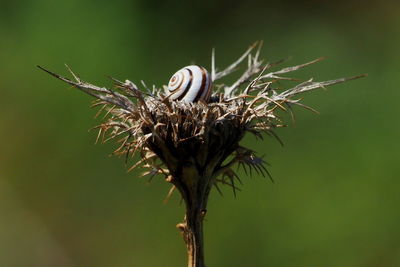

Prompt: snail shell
xmin=167 ymin=65 xmax=212 ymax=103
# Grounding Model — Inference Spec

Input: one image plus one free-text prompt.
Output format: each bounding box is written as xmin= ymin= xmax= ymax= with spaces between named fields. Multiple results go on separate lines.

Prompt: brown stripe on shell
xmin=204 ymin=80 xmax=212 ymax=102
xmin=199 ymin=66 xmax=212 ymax=102
xmin=204 ymin=69 xmax=212 ymax=102
xmin=193 ymin=66 xmax=208 ymax=102
xmin=169 ymin=72 xmax=185 ymax=92
xmin=177 ymin=68 xmax=193 ymax=101
xmin=169 ymin=74 xmax=179 ymax=88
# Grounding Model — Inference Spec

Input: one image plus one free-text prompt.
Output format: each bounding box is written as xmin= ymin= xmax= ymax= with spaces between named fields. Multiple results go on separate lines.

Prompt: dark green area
xmin=1 ymin=1 xmax=399 ymax=266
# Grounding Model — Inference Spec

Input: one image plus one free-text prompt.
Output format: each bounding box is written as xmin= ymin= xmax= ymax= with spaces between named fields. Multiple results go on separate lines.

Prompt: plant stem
xmin=175 ymin=173 xmax=211 ymax=267
xmin=181 ymin=209 xmax=205 ymax=267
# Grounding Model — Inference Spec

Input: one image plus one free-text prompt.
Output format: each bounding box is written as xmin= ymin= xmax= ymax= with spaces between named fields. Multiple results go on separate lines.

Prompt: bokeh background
xmin=1 ymin=0 xmax=399 ymax=266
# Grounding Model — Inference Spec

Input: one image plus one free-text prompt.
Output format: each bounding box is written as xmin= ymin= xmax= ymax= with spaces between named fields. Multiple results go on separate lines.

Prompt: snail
xmin=166 ymin=65 xmax=212 ymax=103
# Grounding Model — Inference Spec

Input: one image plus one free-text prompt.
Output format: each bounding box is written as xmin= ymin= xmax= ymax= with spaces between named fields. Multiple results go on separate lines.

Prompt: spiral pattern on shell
xmin=167 ymin=65 xmax=212 ymax=103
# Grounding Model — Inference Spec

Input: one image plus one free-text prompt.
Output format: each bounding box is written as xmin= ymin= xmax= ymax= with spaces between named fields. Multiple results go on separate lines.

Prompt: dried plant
xmin=38 ymin=42 xmax=365 ymax=267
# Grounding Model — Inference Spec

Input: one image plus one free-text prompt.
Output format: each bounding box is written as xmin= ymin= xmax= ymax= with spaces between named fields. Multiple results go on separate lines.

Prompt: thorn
xmin=163 ymin=185 xmax=176 ymax=204
xmin=37 ymin=65 xmax=73 ymax=83
xmin=64 ymin=64 xmax=81 ymax=82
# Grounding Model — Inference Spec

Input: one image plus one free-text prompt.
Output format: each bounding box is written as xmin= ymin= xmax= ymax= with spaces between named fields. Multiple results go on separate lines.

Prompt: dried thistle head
xmin=37 ymin=42 xmax=365 ymax=201
xmin=38 ymin=42 xmax=365 ymax=266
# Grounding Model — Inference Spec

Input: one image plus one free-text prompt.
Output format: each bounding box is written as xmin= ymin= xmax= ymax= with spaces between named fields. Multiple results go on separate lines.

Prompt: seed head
xmin=37 ymin=42 xmax=365 ymax=197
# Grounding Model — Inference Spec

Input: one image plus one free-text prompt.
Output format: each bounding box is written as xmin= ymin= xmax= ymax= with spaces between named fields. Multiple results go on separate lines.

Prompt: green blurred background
xmin=1 ymin=0 xmax=399 ymax=266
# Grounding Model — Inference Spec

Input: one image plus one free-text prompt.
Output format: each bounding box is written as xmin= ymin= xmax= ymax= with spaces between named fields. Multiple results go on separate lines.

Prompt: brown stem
xmin=176 ymin=195 xmax=208 ymax=267
xmin=175 ymin=171 xmax=211 ymax=267
xmin=180 ymin=209 xmax=205 ymax=267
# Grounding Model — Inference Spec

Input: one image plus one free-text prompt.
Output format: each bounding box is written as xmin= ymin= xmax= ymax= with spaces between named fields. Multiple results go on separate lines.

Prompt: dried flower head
xmin=38 ymin=42 xmax=365 ymax=267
